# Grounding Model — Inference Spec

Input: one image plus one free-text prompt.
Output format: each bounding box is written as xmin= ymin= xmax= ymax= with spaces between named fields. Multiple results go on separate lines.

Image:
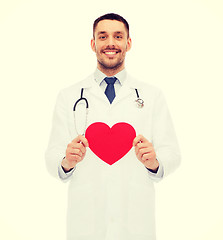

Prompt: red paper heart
xmin=85 ymin=122 xmax=136 ymax=165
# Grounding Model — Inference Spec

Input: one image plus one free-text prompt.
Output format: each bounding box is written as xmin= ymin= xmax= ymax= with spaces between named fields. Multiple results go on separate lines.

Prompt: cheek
xmin=120 ymin=43 xmax=128 ymax=52
xmin=94 ymin=42 xmax=101 ymax=51
xmin=96 ymin=45 xmax=104 ymax=54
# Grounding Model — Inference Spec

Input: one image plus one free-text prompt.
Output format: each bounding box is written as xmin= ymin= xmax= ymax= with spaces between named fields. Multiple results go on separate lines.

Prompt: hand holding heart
xmin=62 ymin=135 xmax=89 ymax=172
xmin=62 ymin=127 xmax=158 ymax=172
xmin=133 ymin=135 xmax=159 ymax=171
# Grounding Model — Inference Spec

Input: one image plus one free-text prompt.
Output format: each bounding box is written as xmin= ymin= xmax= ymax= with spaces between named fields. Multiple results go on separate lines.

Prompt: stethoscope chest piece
xmin=134 ymin=89 xmax=144 ymax=108
xmin=135 ymin=98 xmax=144 ymax=108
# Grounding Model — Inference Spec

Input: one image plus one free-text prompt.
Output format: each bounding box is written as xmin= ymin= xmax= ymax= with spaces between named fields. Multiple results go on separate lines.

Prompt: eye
xmin=115 ymin=35 xmax=122 ymax=39
xmin=99 ymin=36 xmax=106 ymax=40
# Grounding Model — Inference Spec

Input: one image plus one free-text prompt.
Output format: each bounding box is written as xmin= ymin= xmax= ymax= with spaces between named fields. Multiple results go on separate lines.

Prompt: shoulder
xmin=126 ymin=73 xmax=163 ymax=98
xmin=59 ymin=73 xmax=94 ymax=96
xmin=126 ymin=73 xmax=168 ymax=109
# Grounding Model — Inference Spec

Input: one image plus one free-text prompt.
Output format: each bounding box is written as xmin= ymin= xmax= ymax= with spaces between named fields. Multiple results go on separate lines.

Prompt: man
xmin=45 ymin=13 xmax=181 ymax=240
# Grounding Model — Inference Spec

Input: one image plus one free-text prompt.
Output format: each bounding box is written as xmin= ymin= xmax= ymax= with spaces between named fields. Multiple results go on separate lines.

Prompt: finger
xmin=72 ymin=135 xmax=89 ymax=147
xmin=69 ymin=148 xmax=83 ymax=157
xmin=137 ymin=148 xmax=150 ymax=160
xmin=133 ymin=135 xmax=143 ymax=146
xmin=135 ymin=143 xmax=153 ymax=156
xmin=138 ymin=147 xmax=152 ymax=156
xmin=134 ymin=142 xmax=152 ymax=155
xmin=142 ymin=152 xmax=156 ymax=162
xmin=71 ymin=143 xmax=86 ymax=154
xmin=65 ymin=153 xmax=80 ymax=163
xmin=69 ymin=154 xmax=82 ymax=162
xmin=141 ymin=153 xmax=151 ymax=161
xmin=133 ymin=135 xmax=149 ymax=146
xmin=135 ymin=142 xmax=149 ymax=149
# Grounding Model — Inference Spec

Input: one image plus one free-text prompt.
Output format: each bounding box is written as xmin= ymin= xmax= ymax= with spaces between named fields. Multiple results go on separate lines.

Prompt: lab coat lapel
xmin=81 ymin=74 xmax=109 ymax=104
xmin=112 ymin=84 xmax=132 ymax=106
xmin=112 ymin=74 xmax=142 ymax=106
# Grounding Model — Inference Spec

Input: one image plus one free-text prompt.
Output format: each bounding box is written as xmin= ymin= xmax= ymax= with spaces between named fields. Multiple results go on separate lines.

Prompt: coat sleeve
xmin=152 ymin=90 xmax=181 ymax=178
xmin=45 ymin=90 xmax=74 ymax=181
xmin=146 ymin=160 xmax=164 ymax=182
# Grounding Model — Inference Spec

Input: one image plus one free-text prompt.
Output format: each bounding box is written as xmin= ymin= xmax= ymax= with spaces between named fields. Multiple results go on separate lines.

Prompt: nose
xmin=106 ymin=36 xmax=115 ymax=48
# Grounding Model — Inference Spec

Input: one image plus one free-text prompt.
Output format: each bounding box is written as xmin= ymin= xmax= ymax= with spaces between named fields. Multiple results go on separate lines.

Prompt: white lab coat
xmin=45 ymin=72 xmax=181 ymax=240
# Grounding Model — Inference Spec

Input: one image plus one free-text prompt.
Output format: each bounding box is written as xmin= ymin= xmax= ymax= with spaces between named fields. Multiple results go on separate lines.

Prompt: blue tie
xmin=104 ymin=77 xmax=117 ymax=104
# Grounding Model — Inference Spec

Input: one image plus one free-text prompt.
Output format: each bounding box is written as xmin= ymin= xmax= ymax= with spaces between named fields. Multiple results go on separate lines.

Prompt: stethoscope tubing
xmin=73 ymin=88 xmax=89 ymax=111
xmin=73 ymin=88 xmax=143 ymax=111
xmin=73 ymin=88 xmax=144 ymax=135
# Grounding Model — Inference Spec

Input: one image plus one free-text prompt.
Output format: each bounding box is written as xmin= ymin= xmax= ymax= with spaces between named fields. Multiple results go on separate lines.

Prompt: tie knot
xmin=104 ymin=77 xmax=117 ymax=85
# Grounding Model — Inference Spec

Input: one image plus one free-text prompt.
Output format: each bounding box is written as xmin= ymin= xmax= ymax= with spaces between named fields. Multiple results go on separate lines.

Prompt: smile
xmin=105 ymin=52 xmax=117 ymax=55
xmin=103 ymin=50 xmax=120 ymax=56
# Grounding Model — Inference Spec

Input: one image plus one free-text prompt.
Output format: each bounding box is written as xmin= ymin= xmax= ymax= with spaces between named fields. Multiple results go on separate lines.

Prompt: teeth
xmin=105 ymin=52 xmax=116 ymax=55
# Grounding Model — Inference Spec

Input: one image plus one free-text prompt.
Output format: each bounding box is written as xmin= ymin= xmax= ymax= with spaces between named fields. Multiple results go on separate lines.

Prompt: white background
xmin=0 ymin=0 xmax=222 ymax=239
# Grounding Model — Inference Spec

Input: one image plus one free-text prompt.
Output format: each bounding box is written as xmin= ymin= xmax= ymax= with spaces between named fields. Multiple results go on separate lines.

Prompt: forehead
xmin=95 ymin=20 xmax=127 ymax=35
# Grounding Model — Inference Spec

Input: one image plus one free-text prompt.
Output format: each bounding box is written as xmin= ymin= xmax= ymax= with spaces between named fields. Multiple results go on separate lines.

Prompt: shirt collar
xmin=94 ymin=68 xmax=127 ymax=86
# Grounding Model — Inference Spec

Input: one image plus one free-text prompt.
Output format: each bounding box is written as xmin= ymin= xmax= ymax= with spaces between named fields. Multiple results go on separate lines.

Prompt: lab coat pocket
xmin=67 ymin=183 xmax=95 ymax=235
xmin=127 ymin=182 xmax=156 ymax=236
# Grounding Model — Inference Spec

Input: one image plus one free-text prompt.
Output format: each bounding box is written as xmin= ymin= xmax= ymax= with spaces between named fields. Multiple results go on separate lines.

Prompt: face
xmin=91 ymin=20 xmax=132 ymax=74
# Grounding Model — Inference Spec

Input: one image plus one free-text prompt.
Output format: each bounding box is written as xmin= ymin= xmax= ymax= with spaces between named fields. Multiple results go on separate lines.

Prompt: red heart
xmin=85 ymin=122 xmax=136 ymax=165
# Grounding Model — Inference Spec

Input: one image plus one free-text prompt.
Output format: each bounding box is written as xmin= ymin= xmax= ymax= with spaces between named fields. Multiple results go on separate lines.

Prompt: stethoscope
xmin=73 ymin=88 xmax=144 ymax=135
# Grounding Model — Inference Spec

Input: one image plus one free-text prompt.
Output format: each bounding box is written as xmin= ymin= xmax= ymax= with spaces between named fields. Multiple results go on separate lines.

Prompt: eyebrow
xmin=114 ymin=31 xmax=124 ymax=34
xmin=97 ymin=31 xmax=124 ymax=35
xmin=97 ymin=31 xmax=106 ymax=35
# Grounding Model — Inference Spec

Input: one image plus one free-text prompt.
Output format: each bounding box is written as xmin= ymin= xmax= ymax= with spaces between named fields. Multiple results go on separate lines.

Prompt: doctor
xmin=45 ymin=13 xmax=181 ymax=240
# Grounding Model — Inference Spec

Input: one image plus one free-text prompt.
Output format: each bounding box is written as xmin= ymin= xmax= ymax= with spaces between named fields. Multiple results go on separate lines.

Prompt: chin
xmin=103 ymin=63 xmax=122 ymax=71
xmin=100 ymin=59 xmax=124 ymax=70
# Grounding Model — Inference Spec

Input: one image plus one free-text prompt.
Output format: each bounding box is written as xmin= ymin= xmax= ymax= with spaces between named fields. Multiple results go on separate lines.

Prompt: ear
xmin=91 ymin=38 xmax=96 ymax=52
xmin=126 ymin=37 xmax=132 ymax=52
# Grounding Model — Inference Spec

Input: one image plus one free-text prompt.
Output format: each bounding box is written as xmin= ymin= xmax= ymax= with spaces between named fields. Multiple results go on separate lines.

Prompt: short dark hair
xmin=93 ymin=13 xmax=130 ymax=38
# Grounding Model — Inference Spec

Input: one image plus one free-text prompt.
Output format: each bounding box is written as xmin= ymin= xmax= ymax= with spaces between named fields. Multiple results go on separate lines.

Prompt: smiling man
xmin=91 ymin=18 xmax=131 ymax=75
xmin=45 ymin=13 xmax=181 ymax=240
